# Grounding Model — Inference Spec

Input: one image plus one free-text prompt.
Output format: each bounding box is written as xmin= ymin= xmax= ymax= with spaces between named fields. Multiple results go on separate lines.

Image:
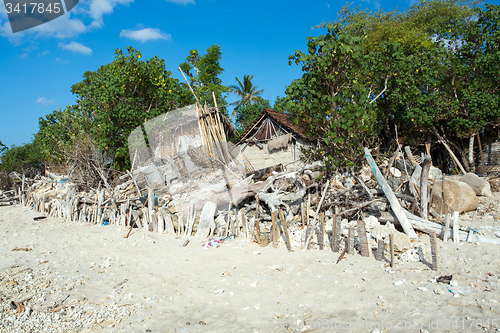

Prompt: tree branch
xmin=369 ymin=76 xmax=389 ymax=104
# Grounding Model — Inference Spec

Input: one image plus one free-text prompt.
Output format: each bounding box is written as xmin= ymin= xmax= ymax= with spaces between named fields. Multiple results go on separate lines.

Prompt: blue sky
xmin=0 ymin=0 xmax=497 ymax=148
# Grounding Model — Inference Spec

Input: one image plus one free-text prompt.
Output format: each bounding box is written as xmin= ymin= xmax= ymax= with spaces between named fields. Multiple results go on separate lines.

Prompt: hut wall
xmin=240 ymin=138 xmax=311 ymax=171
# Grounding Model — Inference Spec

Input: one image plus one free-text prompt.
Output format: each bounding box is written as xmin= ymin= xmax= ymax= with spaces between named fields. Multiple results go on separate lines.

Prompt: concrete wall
xmin=240 ymin=138 xmax=312 ymax=171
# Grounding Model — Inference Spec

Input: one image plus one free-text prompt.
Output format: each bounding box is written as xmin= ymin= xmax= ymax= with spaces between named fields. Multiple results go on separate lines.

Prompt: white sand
xmin=2 ymin=204 xmax=500 ymax=332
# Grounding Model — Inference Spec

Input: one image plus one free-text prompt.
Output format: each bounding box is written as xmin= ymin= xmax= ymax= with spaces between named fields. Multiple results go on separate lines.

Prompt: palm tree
xmin=229 ymin=75 xmax=264 ymax=115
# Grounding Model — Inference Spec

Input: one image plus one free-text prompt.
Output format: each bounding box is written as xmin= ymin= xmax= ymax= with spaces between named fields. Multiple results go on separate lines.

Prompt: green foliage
xmin=229 ymin=75 xmax=264 ymax=111
xmin=284 ymin=24 xmax=390 ymax=167
xmin=0 ymin=141 xmax=44 ymax=174
xmin=234 ymin=97 xmax=271 ymax=132
xmin=229 ymin=74 xmax=266 ymax=130
xmin=179 ymin=45 xmax=230 ymax=114
xmin=282 ymin=0 xmax=498 ymax=171
xmin=0 ymin=141 xmax=6 ymax=155
xmin=71 ymin=46 xmax=192 ymax=169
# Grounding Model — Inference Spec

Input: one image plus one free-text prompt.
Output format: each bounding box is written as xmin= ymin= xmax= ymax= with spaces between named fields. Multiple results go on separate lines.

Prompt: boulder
xmin=431 ymin=179 xmax=478 ymax=213
xmin=459 ymin=173 xmax=492 ymax=197
xmin=490 ymin=178 xmax=500 ymax=192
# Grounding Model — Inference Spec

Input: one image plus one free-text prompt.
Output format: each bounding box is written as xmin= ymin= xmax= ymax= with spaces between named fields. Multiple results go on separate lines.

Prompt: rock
xmin=384 ymin=230 xmax=411 ymax=257
xmin=431 ymin=179 xmax=478 ymax=213
xmin=364 ymin=216 xmax=380 ymax=231
xmin=428 ymin=166 xmax=442 ymax=181
xmin=370 ymin=224 xmax=396 ymax=241
xmin=490 ymin=178 xmax=500 ymax=192
xmin=343 ymin=176 xmax=355 ymax=189
xmin=459 ymin=173 xmax=492 ymax=197
xmin=359 ymin=165 xmax=373 ymax=182
xmin=389 ymin=167 xmax=401 ymax=178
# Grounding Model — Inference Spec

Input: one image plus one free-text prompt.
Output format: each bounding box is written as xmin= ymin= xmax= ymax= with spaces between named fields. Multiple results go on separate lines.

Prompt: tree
xmin=292 ymin=0 xmax=493 ymax=172
xmin=0 ymin=142 xmax=44 ymax=174
xmin=234 ymin=97 xmax=271 ymax=132
xmin=229 ymin=75 xmax=264 ymax=112
xmin=0 ymin=141 xmax=6 ymax=155
xmin=283 ymin=24 xmax=396 ymax=168
xmin=71 ymin=46 xmax=192 ymax=169
xmin=179 ymin=45 xmax=230 ymax=114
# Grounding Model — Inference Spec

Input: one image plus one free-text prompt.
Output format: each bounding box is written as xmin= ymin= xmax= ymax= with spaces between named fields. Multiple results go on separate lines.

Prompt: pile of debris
xmin=15 ymin=143 xmax=499 ymax=267
xmin=9 ymin=97 xmax=500 ymax=265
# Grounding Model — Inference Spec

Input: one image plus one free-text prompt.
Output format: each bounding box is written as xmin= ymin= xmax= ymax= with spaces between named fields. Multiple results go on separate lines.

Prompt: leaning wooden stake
xmin=389 ymin=233 xmax=395 ymax=268
xmin=336 ymin=238 xmax=348 ymax=264
xmin=467 ymin=211 xmax=477 ymax=243
xmin=279 ymin=210 xmax=292 ymax=251
xmin=430 ymin=232 xmax=439 ymax=271
xmin=365 ymin=147 xmax=418 ymax=239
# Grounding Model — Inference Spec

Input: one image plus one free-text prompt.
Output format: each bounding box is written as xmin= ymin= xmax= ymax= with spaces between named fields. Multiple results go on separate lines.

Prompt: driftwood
xmin=376 ymin=210 xmax=500 ymax=245
xmin=365 ymin=148 xmax=417 ymax=239
xmin=420 ymin=155 xmax=432 ymax=219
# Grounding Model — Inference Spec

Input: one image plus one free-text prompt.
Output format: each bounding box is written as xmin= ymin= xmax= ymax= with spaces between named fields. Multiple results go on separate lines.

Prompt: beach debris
xmin=436 ymin=275 xmax=453 ymax=284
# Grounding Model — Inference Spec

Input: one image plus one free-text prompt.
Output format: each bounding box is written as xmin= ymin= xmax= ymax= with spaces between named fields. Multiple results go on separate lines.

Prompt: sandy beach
xmin=1 ymin=203 xmax=500 ymax=333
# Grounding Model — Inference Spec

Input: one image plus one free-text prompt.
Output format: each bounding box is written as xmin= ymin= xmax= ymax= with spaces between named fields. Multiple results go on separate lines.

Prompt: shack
xmin=234 ymin=109 xmax=314 ymax=171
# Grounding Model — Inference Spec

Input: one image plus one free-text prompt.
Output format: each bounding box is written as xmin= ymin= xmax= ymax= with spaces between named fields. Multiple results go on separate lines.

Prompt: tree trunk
xmin=469 ymin=135 xmax=475 ymax=173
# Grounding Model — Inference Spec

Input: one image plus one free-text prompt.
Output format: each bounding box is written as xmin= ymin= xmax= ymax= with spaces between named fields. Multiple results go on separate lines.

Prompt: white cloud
xmin=36 ymin=97 xmax=57 ymax=106
xmin=33 ymin=15 xmax=87 ymax=38
xmin=166 ymin=0 xmax=195 ymax=4
xmin=120 ymin=28 xmax=171 ymax=43
xmin=56 ymin=57 xmax=69 ymax=64
xmin=1 ymin=0 xmax=189 ymax=44
xmin=59 ymin=41 xmax=92 ymax=54
xmin=89 ymin=0 xmax=134 ymax=28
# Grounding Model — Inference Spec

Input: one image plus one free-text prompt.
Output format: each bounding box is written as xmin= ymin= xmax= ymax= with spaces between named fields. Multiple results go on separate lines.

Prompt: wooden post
xmin=300 ymin=201 xmax=305 ymax=227
xmin=425 ymin=135 xmax=433 ymax=165
xmin=305 ymin=225 xmax=314 ymax=250
xmin=254 ymin=219 xmax=261 ymax=244
xmin=443 ymin=213 xmax=451 ymax=242
xmin=241 ymin=211 xmax=247 ymax=239
xmin=41 ymin=195 xmax=46 ymax=215
xmin=452 ymin=211 xmax=460 ymax=243
xmin=319 ymin=212 xmax=325 ymax=250
xmin=357 ymin=221 xmax=369 ymax=257
xmin=348 ymin=227 xmax=354 ymax=255
xmin=441 ymin=175 xmax=446 ymax=216
xmin=389 ymin=233 xmax=395 ymax=268
xmin=420 ymin=155 xmax=432 ymax=219
xmin=467 ymin=211 xmax=477 ymax=243
xmin=148 ymin=188 xmax=155 ymax=232
xmin=430 ymin=232 xmax=439 ymax=271
xmin=272 ymin=211 xmax=277 ymax=248
xmin=365 ymin=148 xmax=418 ymax=238
xmin=376 ymin=240 xmax=384 ymax=261
xmin=279 ymin=210 xmax=292 ymax=251
xmin=332 ymin=214 xmax=340 ymax=252
xmin=255 ymin=194 xmax=261 ymax=244
xmin=307 ymin=190 xmax=311 ymax=225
